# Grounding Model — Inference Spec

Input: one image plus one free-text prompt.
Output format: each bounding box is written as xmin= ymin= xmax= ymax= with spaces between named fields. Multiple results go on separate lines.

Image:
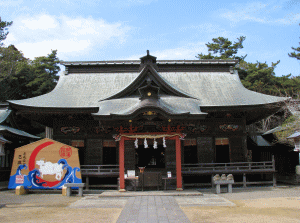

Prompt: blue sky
xmin=1 ymin=0 xmax=299 ymax=77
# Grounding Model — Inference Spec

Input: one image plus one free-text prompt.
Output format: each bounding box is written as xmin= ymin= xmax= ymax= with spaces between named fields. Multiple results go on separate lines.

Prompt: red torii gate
xmin=114 ymin=125 xmax=185 ymax=192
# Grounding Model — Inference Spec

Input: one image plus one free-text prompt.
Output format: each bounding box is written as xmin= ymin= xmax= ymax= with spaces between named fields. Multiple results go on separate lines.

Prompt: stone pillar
xmin=176 ymin=136 xmax=183 ymax=191
xmin=119 ymin=137 xmax=126 ymax=192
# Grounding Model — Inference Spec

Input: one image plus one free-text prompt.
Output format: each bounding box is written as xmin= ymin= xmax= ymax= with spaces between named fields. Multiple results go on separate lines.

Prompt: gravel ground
xmin=182 ymin=185 xmax=300 ymax=223
xmin=1 ymin=186 xmax=300 ymax=223
xmin=0 ymin=191 xmax=122 ymax=223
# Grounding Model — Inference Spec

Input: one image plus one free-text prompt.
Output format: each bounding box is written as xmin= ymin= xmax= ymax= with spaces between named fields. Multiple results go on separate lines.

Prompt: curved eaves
xmin=100 ymin=65 xmax=197 ymax=102
xmin=93 ymin=96 xmax=207 ymax=118
xmin=0 ymin=125 xmax=40 ymax=139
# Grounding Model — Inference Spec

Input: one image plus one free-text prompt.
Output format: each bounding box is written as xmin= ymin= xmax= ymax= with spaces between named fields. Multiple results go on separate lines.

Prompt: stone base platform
xmin=99 ymin=189 xmax=203 ymax=197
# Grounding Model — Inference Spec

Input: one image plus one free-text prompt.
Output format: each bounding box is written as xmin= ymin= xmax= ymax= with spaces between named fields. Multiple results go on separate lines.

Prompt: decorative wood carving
xmin=92 ymin=126 xmax=113 ymax=134
xmin=187 ymin=124 xmax=208 ymax=133
xmin=219 ymin=124 xmax=239 ymax=132
xmin=143 ymin=111 xmax=157 ymax=116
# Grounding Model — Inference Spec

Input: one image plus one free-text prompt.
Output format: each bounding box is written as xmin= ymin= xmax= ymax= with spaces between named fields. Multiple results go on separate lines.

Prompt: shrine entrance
xmin=136 ymin=144 xmax=165 ymax=169
xmin=116 ymin=132 xmax=185 ymax=192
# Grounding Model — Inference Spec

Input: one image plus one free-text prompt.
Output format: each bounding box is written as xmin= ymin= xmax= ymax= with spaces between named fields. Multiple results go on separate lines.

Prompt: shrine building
xmin=8 ymin=51 xmax=287 ymax=191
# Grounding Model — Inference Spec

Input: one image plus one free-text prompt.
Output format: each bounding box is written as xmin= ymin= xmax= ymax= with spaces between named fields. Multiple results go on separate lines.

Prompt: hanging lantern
xmin=144 ymin=138 xmax=148 ymax=148
xmin=134 ymin=138 xmax=138 ymax=148
xmin=163 ymin=137 xmax=167 ymax=148
xmin=153 ymin=139 xmax=158 ymax=149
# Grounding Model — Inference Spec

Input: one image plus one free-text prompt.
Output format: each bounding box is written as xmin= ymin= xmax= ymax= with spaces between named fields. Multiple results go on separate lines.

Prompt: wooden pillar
xmin=272 ymin=155 xmax=277 ymax=187
xmin=86 ymin=177 xmax=89 ymax=190
xmin=175 ymin=136 xmax=183 ymax=191
xmin=243 ymin=173 xmax=247 ymax=188
xmin=119 ymin=137 xmax=126 ymax=192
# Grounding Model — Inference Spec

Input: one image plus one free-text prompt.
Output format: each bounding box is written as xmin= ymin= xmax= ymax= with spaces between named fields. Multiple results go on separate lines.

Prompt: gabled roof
xmin=0 ymin=125 xmax=40 ymax=139
xmin=0 ymin=109 xmax=11 ymax=124
xmin=0 ymin=135 xmax=11 ymax=144
xmin=8 ymin=56 xmax=288 ymax=121
xmin=101 ymin=65 xmax=195 ymax=101
xmin=250 ymin=135 xmax=273 ymax=147
xmin=287 ymin=132 xmax=300 ymax=139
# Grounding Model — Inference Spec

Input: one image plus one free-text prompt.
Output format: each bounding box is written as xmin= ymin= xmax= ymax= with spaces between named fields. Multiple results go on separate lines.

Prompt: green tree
xmin=0 ymin=17 xmax=60 ymax=101
xmin=196 ymin=36 xmax=247 ymax=61
xmin=26 ymin=50 xmax=60 ymax=96
xmin=0 ymin=47 xmax=60 ymax=101
xmin=0 ymin=17 xmax=13 ymax=45
xmin=197 ymin=36 xmax=300 ymax=97
xmin=197 ymin=36 xmax=300 ymax=133
xmin=0 ymin=45 xmax=31 ymax=101
xmin=239 ymin=60 xmax=281 ymax=95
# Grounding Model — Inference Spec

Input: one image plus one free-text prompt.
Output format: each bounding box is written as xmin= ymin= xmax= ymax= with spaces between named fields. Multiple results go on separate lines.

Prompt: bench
xmin=213 ymin=180 xmax=234 ymax=194
xmin=63 ymin=183 xmax=85 ymax=197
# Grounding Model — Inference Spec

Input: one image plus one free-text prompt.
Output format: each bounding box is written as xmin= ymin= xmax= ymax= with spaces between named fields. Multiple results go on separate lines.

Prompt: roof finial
xmin=147 ymin=50 xmax=149 ymax=56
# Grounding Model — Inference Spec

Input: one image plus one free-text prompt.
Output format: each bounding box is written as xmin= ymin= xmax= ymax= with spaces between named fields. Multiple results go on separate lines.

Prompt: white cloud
xmin=4 ymin=14 xmax=131 ymax=59
xmin=16 ymin=39 xmax=91 ymax=59
xmin=219 ymin=1 xmax=300 ymax=25
xmin=124 ymin=43 xmax=207 ymax=60
xmin=21 ymin=14 xmax=58 ymax=30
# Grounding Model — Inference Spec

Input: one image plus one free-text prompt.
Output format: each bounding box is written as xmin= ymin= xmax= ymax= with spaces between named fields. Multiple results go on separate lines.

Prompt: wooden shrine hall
xmin=8 ymin=51 xmax=287 ymax=191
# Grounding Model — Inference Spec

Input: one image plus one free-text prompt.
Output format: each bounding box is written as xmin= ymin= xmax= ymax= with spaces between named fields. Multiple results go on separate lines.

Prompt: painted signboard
xmin=8 ymin=138 xmax=82 ymax=189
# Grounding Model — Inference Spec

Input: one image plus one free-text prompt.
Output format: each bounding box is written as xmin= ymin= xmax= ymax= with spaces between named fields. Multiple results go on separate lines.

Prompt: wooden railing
xmin=80 ymin=160 xmax=275 ymax=175
xmin=80 ymin=160 xmax=276 ymax=188
xmin=81 ymin=165 xmax=119 ymax=174
xmin=182 ymin=160 xmax=275 ymax=174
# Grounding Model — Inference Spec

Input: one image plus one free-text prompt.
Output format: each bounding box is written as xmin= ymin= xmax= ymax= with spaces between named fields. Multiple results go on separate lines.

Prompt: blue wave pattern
xmin=8 ymin=159 xmax=82 ymax=189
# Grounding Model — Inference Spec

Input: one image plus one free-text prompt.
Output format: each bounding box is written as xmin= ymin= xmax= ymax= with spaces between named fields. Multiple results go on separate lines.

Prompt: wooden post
xmin=175 ymin=136 xmax=183 ymax=191
xmin=243 ymin=173 xmax=247 ymax=188
xmin=119 ymin=137 xmax=126 ymax=192
xmin=272 ymin=155 xmax=277 ymax=187
xmin=86 ymin=176 xmax=89 ymax=190
xmin=273 ymin=173 xmax=277 ymax=187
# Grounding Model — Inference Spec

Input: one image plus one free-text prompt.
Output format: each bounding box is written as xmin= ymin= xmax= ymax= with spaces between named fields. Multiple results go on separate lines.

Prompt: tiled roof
xmin=61 ymin=59 xmax=238 ymax=66
xmin=9 ymin=60 xmax=287 ymax=118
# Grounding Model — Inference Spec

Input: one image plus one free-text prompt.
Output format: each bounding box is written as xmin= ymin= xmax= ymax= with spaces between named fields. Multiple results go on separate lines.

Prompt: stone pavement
xmin=116 ymin=196 xmax=190 ymax=223
xmin=67 ymin=190 xmax=235 ymax=223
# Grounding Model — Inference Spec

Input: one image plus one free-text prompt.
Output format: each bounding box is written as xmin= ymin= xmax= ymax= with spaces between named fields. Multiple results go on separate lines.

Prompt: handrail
xmin=80 ymin=161 xmax=275 ymax=175
xmin=182 ymin=160 xmax=274 ymax=173
xmin=81 ymin=165 xmax=119 ymax=173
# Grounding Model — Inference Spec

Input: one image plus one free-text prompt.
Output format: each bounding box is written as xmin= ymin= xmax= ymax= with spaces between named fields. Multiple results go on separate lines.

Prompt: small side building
xmin=0 ymin=103 xmax=40 ymax=181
